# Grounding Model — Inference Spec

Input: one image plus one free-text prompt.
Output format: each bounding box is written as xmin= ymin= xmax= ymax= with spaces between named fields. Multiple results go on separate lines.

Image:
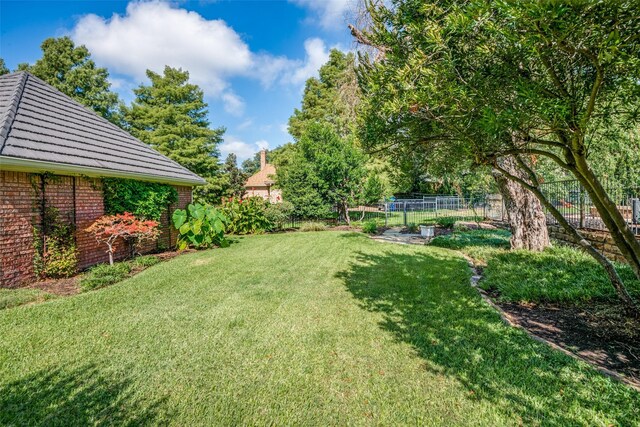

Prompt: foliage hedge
xmin=103 ymin=178 xmax=177 ymax=221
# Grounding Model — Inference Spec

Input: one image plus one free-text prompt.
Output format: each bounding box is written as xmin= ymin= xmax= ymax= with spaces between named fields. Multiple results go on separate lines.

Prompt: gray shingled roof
xmin=0 ymin=71 xmax=206 ymax=185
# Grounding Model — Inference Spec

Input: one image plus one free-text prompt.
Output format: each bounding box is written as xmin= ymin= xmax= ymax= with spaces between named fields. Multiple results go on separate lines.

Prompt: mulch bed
xmin=490 ymin=295 xmax=640 ymax=388
xmin=27 ymin=277 xmax=80 ymax=296
xmin=24 ymin=250 xmax=186 ymax=297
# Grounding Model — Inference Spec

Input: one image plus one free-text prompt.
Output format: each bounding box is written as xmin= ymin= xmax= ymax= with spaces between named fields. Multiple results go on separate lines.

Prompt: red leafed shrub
xmin=85 ymin=212 xmax=160 ymax=265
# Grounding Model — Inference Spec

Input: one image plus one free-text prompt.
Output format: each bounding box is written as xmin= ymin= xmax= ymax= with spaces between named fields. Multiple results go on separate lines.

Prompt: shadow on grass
xmin=482 ymin=248 xmax=640 ymax=302
xmin=0 ymin=365 xmax=167 ymax=426
xmin=337 ymin=249 xmax=640 ymax=425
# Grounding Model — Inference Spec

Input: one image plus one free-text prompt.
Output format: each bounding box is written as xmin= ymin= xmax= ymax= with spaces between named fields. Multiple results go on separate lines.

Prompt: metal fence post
xmin=385 ymin=203 xmax=388 ymax=227
xmin=579 ymin=184 xmax=585 ymax=228
xmin=403 ymin=201 xmax=407 ymax=226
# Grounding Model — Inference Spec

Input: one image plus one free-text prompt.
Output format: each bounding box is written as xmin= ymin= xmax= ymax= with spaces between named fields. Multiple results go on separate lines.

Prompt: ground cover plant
xmin=431 ymin=229 xmax=640 ymax=304
xmin=79 ymin=255 xmax=161 ymax=292
xmin=0 ymin=232 xmax=638 ymax=425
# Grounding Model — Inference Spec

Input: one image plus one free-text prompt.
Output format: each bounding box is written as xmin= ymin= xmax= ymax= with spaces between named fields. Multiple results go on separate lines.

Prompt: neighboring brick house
xmin=244 ymin=149 xmax=281 ymax=203
xmin=0 ymin=71 xmax=205 ymax=288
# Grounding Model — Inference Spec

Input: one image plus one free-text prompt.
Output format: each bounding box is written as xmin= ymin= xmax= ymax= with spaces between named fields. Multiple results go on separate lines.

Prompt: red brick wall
xmin=0 ymin=171 xmax=38 ymax=288
xmin=0 ymin=171 xmax=193 ymax=288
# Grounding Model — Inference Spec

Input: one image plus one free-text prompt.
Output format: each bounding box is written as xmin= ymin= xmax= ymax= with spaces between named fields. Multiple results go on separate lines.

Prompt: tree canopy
xmin=276 ymin=123 xmax=366 ymax=222
xmin=288 ymin=49 xmax=359 ymax=140
xmin=18 ymin=37 xmax=120 ymax=122
xmin=354 ymin=0 xmax=640 ymax=310
xmin=122 ymin=66 xmax=225 ymax=204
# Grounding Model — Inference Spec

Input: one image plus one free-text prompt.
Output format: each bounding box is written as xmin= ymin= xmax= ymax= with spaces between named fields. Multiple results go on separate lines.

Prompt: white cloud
xmin=221 ymin=91 xmax=245 ymax=116
xmin=72 ymin=1 xmax=251 ymax=96
xmin=256 ymin=38 xmax=330 ymax=87
xmin=290 ymin=0 xmax=352 ymax=30
xmin=255 ymin=140 xmax=270 ymax=150
xmin=286 ymin=38 xmax=331 ymax=85
xmin=72 ymin=1 xmax=334 ymax=110
xmin=219 ymin=136 xmax=268 ymax=161
xmin=279 ymin=123 xmax=289 ymax=134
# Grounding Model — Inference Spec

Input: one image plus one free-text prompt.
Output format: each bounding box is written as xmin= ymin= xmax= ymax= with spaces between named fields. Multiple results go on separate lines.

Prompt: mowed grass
xmin=0 ymin=232 xmax=638 ymax=425
xmin=0 ymin=288 xmax=54 ymax=310
xmin=431 ymin=228 xmax=640 ymax=304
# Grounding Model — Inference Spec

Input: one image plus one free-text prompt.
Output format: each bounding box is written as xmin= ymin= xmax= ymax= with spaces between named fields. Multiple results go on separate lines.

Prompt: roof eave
xmin=0 ymin=155 xmax=207 ymax=186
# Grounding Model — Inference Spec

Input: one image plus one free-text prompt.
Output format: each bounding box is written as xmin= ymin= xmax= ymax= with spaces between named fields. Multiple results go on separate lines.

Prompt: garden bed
xmin=430 ymin=226 xmax=640 ymax=389
xmin=1 ymin=250 xmax=186 ymax=310
xmin=493 ymin=299 xmax=639 ymax=388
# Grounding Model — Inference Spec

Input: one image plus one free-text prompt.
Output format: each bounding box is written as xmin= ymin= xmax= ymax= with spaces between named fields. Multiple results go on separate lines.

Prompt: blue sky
xmin=0 ymin=0 xmax=355 ymax=161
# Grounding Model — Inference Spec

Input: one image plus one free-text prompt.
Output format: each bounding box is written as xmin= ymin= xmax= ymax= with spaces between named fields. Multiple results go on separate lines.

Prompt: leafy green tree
xmin=122 ymin=66 xmax=225 ymax=204
xmin=289 ymin=50 xmax=359 ymax=140
xmin=223 ymin=153 xmax=247 ymax=198
xmin=277 ymin=123 xmax=366 ymax=224
xmin=19 ymin=37 xmax=120 ymax=122
xmin=354 ymin=0 xmax=640 ymax=310
xmin=363 ymin=174 xmax=385 ymax=204
xmin=0 ymin=59 xmax=9 ymax=76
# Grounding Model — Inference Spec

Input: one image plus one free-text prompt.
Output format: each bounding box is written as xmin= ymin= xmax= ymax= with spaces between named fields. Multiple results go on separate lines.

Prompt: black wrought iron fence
xmin=539 ymin=178 xmax=640 ymax=235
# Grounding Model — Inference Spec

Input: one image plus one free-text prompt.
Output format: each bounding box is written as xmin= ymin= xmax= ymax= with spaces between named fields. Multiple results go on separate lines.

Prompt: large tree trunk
xmin=493 ymin=157 xmax=550 ymax=251
xmin=493 ymin=158 xmax=638 ymax=316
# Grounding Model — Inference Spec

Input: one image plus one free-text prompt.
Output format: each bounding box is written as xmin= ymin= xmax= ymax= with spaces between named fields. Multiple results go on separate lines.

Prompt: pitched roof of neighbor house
xmin=0 ymin=71 xmax=205 ymax=185
xmin=245 ymin=163 xmax=277 ymax=188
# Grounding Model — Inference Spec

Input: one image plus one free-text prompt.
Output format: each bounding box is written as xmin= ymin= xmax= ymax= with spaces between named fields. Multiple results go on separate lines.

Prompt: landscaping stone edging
xmin=460 ymin=253 xmax=640 ymax=392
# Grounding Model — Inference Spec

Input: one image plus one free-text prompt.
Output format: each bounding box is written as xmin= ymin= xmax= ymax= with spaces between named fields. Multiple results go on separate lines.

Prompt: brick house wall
xmin=0 ymin=171 xmax=192 ymax=288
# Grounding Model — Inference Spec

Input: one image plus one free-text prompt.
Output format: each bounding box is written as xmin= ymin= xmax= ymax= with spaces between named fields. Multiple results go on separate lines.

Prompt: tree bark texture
xmin=493 ymin=157 xmax=550 ymax=251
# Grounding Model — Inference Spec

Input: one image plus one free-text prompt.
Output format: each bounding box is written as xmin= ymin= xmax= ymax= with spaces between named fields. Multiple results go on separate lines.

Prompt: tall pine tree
xmin=223 ymin=153 xmax=247 ymax=198
xmin=18 ymin=37 xmax=120 ymax=122
xmin=122 ymin=66 xmax=226 ymax=204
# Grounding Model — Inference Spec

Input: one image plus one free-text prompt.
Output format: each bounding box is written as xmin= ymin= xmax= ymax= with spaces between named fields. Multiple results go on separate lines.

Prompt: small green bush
xmin=265 ymin=201 xmax=294 ymax=230
xmin=132 ymin=255 xmax=161 ymax=268
xmin=80 ymin=262 xmax=132 ymax=291
xmin=436 ymin=217 xmax=457 ymax=229
xmin=221 ymin=197 xmax=273 ymax=234
xmin=362 ymin=220 xmax=378 ymax=234
xmin=102 ymin=178 xmax=178 ymax=221
xmin=299 ymin=222 xmax=327 ymax=232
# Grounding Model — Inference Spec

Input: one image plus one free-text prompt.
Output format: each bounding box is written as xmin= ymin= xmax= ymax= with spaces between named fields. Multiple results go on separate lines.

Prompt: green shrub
xmin=132 ymin=255 xmax=161 ymax=268
xmin=33 ymin=207 xmax=78 ymax=278
xmin=80 ymin=262 xmax=132 ymax=291
xmin=221 ymin=197 xmax=273 ymax=234
xmin=436 ymin=216 xmax=456 ymax=229
xmin=173 ymin=203 xmax=229 ymax=250
xmin=102 ymin=178 xmax=178 ymax=221
xmin=362 ymin=220 xmax=378 ymax=234
xmin=454 ymin=223 xmax=471 ymax=232
xmin=42 ymin=240 xmax=78 ymax=278
xmin=299 ymin=222 xmax=327 ymax=232
xmin=264 ymin=201 xmax=294 ymax=230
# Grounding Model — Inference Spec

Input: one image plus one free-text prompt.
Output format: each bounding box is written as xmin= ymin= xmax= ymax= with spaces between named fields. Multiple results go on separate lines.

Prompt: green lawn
xmin=0 ymin=288 xmax=54 ymax=310
xmin=0 ymin=232 xmax=638 ymax=425
xmin=431 ymin=228 xmax=640 ymax=304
